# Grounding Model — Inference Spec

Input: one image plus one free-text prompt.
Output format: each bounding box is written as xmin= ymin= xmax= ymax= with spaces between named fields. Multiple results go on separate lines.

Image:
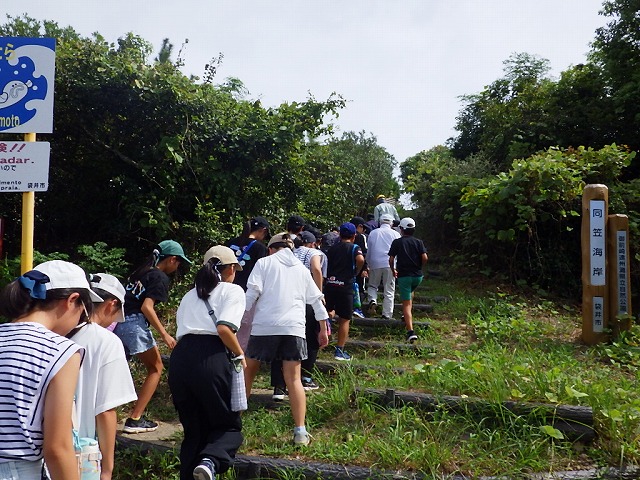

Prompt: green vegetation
xmin=2 ymin=0 xmax=640 ymax=477
xmin=115 ymin=273 xmax=640 ymax=479
xmin=0 ymin=15 xmax=399 ymax=261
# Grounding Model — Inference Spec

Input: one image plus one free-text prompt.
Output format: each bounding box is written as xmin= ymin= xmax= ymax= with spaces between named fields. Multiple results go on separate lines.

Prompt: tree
xmin=155 ymin=38 xmax=173 ymax=63
xmin=0 ymin=15 xmax=348 ymax=258
xmin=449 ymin=53 xmax=555 ymax=169
xmin=299 ymin=131 xmax=399 ymax=228
xmin=546 ymin=63 xmax=617 ymax=149
xmin=401 ymin=145 xmax=493 ymax=252
xmin=590 ymin=0 xmax=640 ymax=152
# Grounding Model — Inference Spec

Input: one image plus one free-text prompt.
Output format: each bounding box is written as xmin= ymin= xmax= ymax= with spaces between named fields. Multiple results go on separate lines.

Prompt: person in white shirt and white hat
xmin=69 ymin=273 xmax=138 ymax=480
xmin=366 ymin=213 xmax=401 ymax=319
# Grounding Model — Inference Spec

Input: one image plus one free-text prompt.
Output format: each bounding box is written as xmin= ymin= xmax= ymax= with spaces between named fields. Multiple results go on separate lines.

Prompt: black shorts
xmin=324 ymin=284 xmax=353 ymax=320
xmin=246 ymin=335 xmax=308 ymax=362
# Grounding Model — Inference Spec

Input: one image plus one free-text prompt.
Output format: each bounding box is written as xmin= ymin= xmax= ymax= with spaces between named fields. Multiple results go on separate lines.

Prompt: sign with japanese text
xmin=0 ymin=141 xmax=50 ymax=192
xmin=589 ymin=200 xmax=606 ymax=286
xmin=592 ymin=296 xmax=604 ymax=333
xmin=616 ymin=230 xmax=629 ymax=315
xmin=0 ymin=37 xmax=56 ymax=133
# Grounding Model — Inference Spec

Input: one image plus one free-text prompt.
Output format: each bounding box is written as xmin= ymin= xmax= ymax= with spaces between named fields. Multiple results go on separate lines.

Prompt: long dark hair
xmin=195 ymin=257 xmax=231 ymax=300
xmin=127 ymin=245 xmax=172 ymax=283
xmin=0 ymin=280 xmax=94 ymax=321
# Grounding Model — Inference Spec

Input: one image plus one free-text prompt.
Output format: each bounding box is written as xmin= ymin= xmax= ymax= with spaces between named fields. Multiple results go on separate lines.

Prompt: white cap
xmin=90 ymin=273 xmax=126 ymax=322
xmin=380 ymin=214 xmax=394 ymax=224
xmin=34 ymin=260 xmax=103 ymax=302
xmin=399 ymin=217 xmax=416 ymax=229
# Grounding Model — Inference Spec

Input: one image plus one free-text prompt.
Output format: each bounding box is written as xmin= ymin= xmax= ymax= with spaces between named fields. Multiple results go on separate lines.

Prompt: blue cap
xmin=339 ymin=222 xmax=356 ymax=236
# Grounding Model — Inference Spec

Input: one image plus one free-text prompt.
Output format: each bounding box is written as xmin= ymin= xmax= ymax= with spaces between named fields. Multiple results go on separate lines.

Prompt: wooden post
xmin=20 ymin=132 xmax=36 ymax=274
xmin=581 ymin=184 xmax=609 ymax=345
xmin=607 ymin=214 xmax=632 ymax=337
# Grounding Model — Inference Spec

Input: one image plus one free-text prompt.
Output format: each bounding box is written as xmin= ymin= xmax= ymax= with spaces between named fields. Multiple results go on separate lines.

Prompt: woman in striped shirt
xmin=0 ymin=260 xmax=102 ymax=480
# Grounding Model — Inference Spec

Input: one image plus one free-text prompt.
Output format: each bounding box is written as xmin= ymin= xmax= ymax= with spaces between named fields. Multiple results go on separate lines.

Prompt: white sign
xmin=0 ymin=141 xmax=50 ymax=192
xmin=616 ymin=230 xmax=629 ymax=315
xmin=589 ymin=200 xmax=606 ymax=286
xmin=593 ymin=296 xmax=604 ymax=333
xmin=0 ymin=37 xmax=56 ymax=133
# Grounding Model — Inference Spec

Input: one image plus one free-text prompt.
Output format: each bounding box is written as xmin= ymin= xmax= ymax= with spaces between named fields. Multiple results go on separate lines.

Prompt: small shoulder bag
xmin=203 ymin=298 xmax=248 ymax=412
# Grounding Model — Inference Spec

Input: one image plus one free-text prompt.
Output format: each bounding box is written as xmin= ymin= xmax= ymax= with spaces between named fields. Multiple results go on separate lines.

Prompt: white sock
xmin=294 ymin=426 xmax=308 ymax=435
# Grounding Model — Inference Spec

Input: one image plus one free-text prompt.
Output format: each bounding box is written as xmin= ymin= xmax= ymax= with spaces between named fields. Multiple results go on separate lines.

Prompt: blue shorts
xmin=0 ymin=459 xmax=42 ymax=479
xmin=113 ymin=312 xmax=157 ymax=357
xmin=397 ymin=276 xmax=424 ymax=301
xmin=246 ymin=335 xmax=307 ymax=362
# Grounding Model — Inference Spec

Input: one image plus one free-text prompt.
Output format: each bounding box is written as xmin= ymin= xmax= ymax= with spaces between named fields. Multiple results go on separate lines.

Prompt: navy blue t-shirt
xmin=224 ymin=236 xmax=268 ymax=291
xmin=326 ymin=242 xmax=362 ymax=287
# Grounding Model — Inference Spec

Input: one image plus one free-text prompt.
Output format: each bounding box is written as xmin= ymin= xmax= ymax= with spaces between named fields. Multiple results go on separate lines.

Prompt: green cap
xmin=158 ymin=240 xmax=192 ymax=264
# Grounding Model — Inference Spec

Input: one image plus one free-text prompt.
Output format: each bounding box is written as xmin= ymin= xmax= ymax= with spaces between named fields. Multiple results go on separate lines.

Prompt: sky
xmin=3 ymin=1 xmax=608 ymax=166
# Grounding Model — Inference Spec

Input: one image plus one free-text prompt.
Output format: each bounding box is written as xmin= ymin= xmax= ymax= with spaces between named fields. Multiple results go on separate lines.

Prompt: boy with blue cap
xmin=324 ymin=222 xmax=365 ymax=361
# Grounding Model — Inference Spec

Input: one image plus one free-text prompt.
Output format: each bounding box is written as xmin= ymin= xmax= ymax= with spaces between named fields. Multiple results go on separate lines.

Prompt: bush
xmin=76 ymin=242 xmax=129 ymax=279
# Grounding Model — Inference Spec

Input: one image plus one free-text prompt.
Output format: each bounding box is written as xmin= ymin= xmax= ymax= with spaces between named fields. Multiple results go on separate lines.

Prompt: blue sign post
xmin=0 ymin=37 xmax=56 ymax=273
xmin=0 ymin=37 xmax=56 ymax=133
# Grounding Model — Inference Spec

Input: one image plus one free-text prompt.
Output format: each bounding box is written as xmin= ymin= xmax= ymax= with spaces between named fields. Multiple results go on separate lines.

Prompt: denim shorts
xmin=113 ymin=312 xmax=157 ymax=357
xmin=0 ymin=459 xmax=42 ymax=479
xmin=397 ymin=275 xmax=424 ymax=301
xmin=246 ymin=335 xmax=308 ymax=362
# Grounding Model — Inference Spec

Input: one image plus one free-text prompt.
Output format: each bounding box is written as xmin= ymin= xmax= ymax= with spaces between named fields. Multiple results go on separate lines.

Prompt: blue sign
xmin=0 ymin=37 xmax=56 ymax=133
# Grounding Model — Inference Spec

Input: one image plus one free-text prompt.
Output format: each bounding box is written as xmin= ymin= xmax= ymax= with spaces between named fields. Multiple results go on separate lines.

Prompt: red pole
xmin=0 ymin=216 xmax=4 ymax=259
xmin=0 ymin=217 xmax=4 ymax=259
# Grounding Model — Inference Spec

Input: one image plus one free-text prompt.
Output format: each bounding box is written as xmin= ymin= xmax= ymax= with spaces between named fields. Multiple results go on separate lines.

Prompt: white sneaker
xmin=293 ymin=432 xmax=311 ymax=445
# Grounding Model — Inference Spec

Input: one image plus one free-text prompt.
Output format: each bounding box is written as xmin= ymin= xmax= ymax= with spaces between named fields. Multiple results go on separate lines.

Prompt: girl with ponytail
xmin=168 ymin=246 xmax=245 ymax=480
xmin=114 ymin=240 xmax=192 ymax=434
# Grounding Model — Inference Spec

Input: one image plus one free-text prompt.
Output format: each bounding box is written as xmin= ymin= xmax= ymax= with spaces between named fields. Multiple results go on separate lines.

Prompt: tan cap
xmin=203 ymin=245 xmax=243 ymax=270
xmin=267 ymin=232 xmax=294 ymax=249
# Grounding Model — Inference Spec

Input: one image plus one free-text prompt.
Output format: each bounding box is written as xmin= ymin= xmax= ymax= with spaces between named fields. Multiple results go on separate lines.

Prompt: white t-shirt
xmin=245 ymin=248 xmax=328 ymax=338
xmin=72 ymin=323 xmax=137 ymax=440
xmin=366 ymin=223 xmax=401 ymax=270
xmin=176 ymin=282 xmax=246 ymax=340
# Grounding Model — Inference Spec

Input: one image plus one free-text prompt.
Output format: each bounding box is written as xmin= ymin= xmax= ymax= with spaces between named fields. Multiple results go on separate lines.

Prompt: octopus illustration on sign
xmin=0 ymin=37 xmax=55 ymax=133
xmin=0 ymin=79 xmax=35 ymax=108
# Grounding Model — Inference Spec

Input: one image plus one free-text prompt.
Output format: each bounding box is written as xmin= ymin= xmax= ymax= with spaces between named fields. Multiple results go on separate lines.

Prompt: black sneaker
xmin=272 ymin=387 xmax=287 ymax=401
xmin=123 ymin=416 xmax=158 ymax=433
xmin=193 ymin=457 xmax=216 ymax=480
xmin=406 ymin=330 xmax=418 ymax=343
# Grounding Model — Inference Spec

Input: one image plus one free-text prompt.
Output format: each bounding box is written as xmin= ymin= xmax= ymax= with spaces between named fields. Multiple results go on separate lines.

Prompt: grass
xmin=115 ymin=272 xmax=640 ymax=478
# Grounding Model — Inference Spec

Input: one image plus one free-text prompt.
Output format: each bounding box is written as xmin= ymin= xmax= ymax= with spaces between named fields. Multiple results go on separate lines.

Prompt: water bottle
xmin=76 ymin=437 xmax=102 ymax=480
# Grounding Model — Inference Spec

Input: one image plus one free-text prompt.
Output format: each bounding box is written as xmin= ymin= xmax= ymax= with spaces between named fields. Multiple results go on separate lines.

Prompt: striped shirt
xmin=293 ymin=246 xmax=321 ymax=272
xmin=0 ymin=322 xmax=84 ymax=463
